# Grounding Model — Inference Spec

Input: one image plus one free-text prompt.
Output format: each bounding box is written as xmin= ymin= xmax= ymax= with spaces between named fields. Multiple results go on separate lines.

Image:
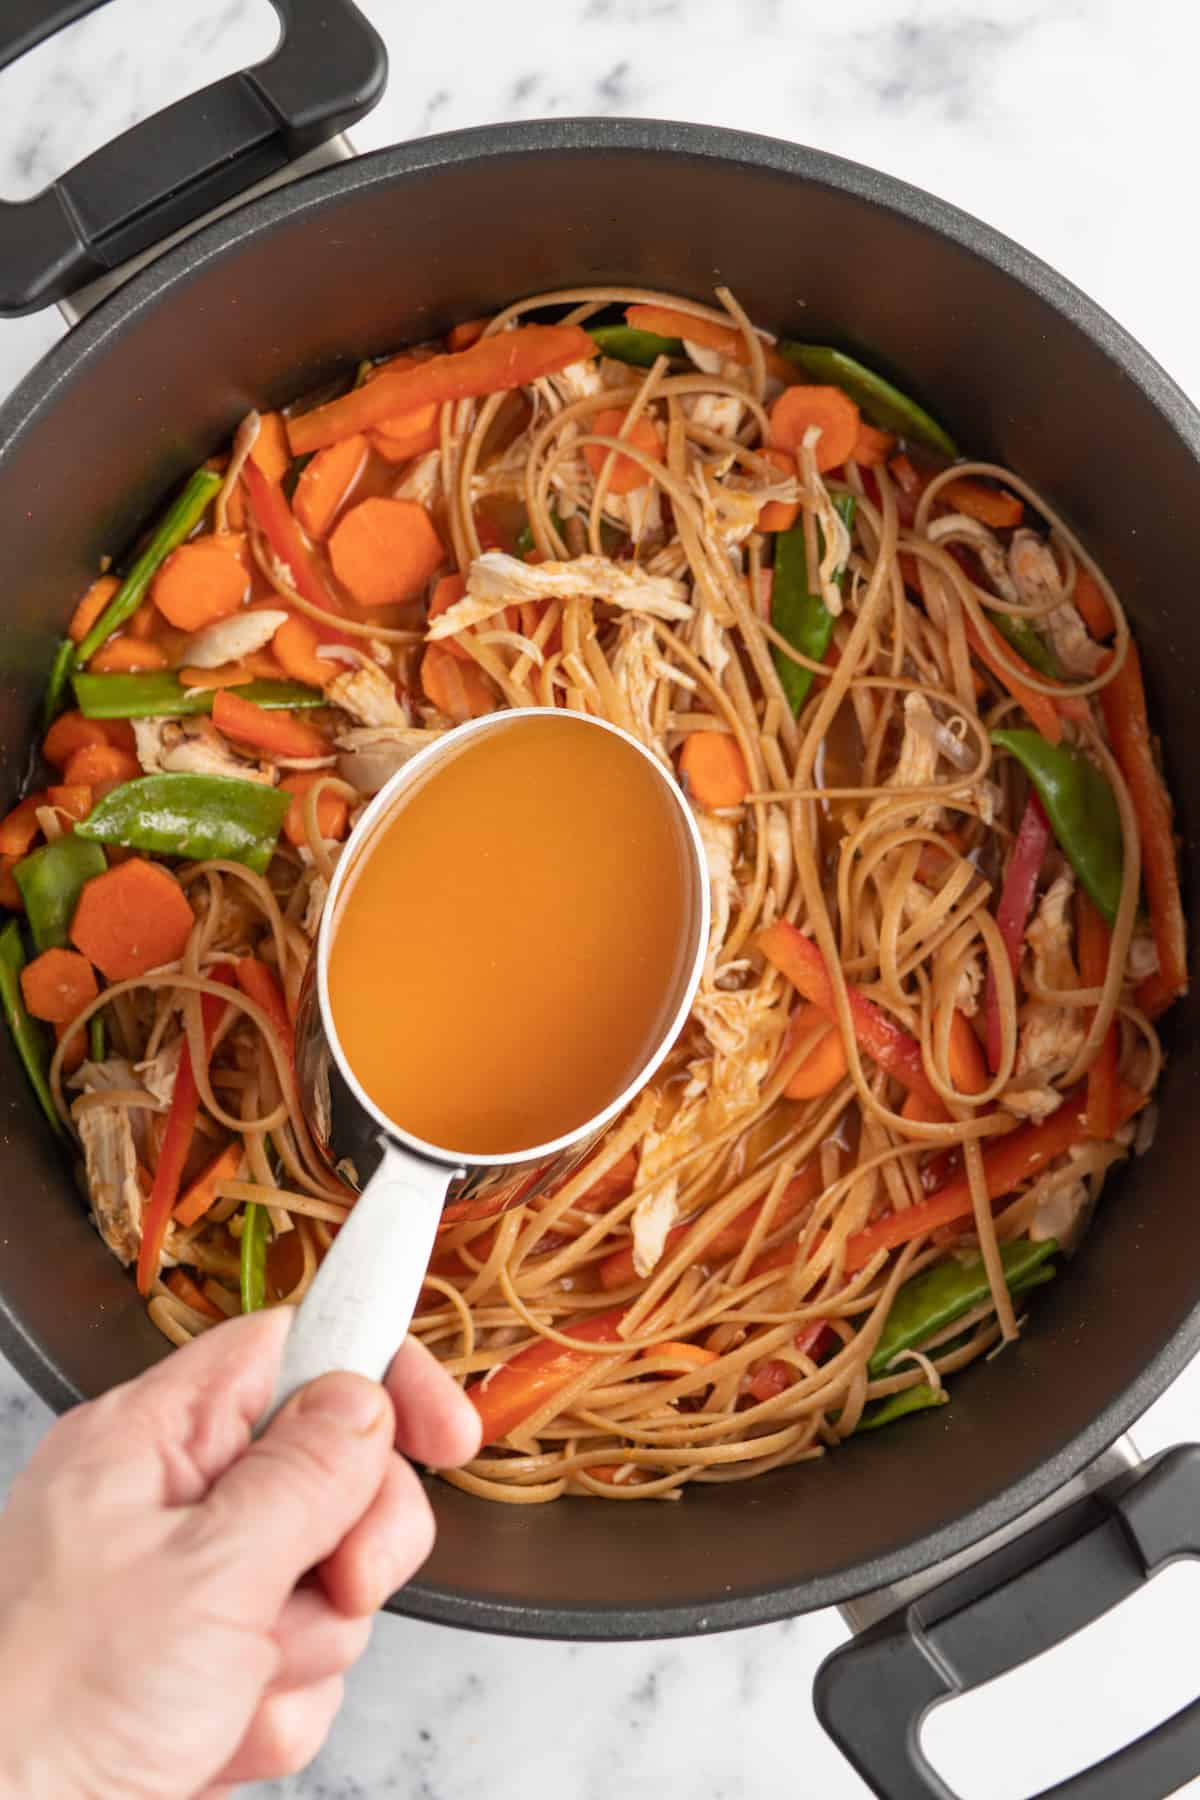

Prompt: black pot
xmin=2 ymin=8 xmax=1198 ymax=1795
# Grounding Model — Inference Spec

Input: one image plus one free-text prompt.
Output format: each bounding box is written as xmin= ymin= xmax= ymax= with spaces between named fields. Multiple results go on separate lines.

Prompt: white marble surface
xmin=0 ymin=1 xmax=1198 ymax=1795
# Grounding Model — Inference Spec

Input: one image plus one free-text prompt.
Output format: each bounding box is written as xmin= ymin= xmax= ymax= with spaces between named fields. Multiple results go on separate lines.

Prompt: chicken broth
xmin=327 ymin=714 xmax=696 ymax=1154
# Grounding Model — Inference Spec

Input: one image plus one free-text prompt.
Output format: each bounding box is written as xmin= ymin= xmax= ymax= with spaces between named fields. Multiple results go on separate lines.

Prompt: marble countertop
xmin=0 ymin=2 xmax=1198 ymax=1795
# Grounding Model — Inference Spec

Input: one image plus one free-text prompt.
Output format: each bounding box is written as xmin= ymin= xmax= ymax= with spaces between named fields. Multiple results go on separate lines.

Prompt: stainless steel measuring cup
xmin=265 ymin=708 xmax=710 ymax=1419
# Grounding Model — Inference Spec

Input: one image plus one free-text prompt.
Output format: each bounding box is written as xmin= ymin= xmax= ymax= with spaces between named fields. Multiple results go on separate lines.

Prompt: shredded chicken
xmin=302 ymin=873 xmax=328 ymax=939
xmin=334 ymin=724 xmax=444 ymax=795
xmin=695 ymin=812 xmax=740 ymax=981
xmin=133 ymin=717 xmax=277 ymax=785
xmin=326 ymin=659 xmax=408 ymax=728
xmin=1026 ymin=872 xmax=1078 ymax=993
xmin=955 ymin=952 xmax=984 ymax=1018
xmin=433 ymin=553 xmax=691 ymax=640
xmin=69 ymin=1058 xmax=162 ymax=1265
xmin=1004 ymin=1081 xmax=1064 ymax=1124
xmin=1030 ymin=1174 xmax=1091 ymax=1245
xmin=1009 ymin=531 xmax=1104 ymax=678
xmin=764 ymin=808 xmax=793 ymax=922
xmin=610 ymin=616 xmax=671 ymax=763
xmin=393 ymin=449 xmax=441 ymax=508
xmin=630 ymin=1182 xmax=679 ymax=1279
xmin=183 ymin=609 xmax=287 ymax=669
xmin=136 ymin=1039 xmax=182 ymax=1109
xmin=1127 ymin=933 xmax=1159 ymax=984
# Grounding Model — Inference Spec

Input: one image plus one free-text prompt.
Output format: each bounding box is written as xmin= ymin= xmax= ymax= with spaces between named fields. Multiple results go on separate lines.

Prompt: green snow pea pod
xmin=89 ymin=1011 xmax=106 ymax=1063
xmin=73 ymin=467 xmax=223 ymax=667
xmin=239 ymin=1202 xmax=270 ymax=1313
xmin=72 ymin=672 xmax=324 ymax=719
xmin=77 ymin=773 xmax=290 ymax=875
xmin=776 ymin=343 xmax=958 ymax=458
xmin=13 ymin=834 xmax=108 ymax=953
xmin=771 ymin=494 xmax=856 ymax=714
xmin=990 ymin=612 xmax=1060 ymax=679
xmin=41 ymin=639 xmax=77 ymax=731
xmin=991 ymin=728 xmax=1124 ymax=925
xmin=588 ymin=323 xmax=685 ymax=367
xmin=0 ymin=921 xmax=62 ymax=1135
xmin=856 ymin=1381 xmax=948 ymax=1434
xmin=869 ymin=1238 xmax=1058 ymax=1377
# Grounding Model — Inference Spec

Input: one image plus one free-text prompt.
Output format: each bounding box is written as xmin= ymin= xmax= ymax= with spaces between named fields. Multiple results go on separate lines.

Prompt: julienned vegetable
xmin=469 ymin=1307 xmax=628 ymax=1445
xmin=588 ymin=323 xmax=684 ymax=366
xmin=239 ymin=1202 xmax=270 ymax=1313
xmin=88 ymin=1011 xmax=105 ymax=1063
xmin=771 ymin=494 xmax=856 ymax=713
xmin=777 ymin=343 xmax=958 ymax=458
xmin=869 ymin=1238 xmax=1058 ymax=1376
xmin=990 ymin=610 xmax=1059 ymax=679
xmin=73 ymin=671 xmax=324 ymax=719
xmin=73 ymin=467 xmax=224 ymax=667
xmin=0 ymin=920 xmax=63 ymax=1134
xmin=77 ymin=773 xmax=290 ymax=875
xmin=856 ymin=1381 xmax=948 ymax=1433
xmin=13 ymin=835 xmax=107 ymax=952
xmin=991 ymin=729 xmax=1124 ymax=925
xmin=984 ymin=791 xmax=1051 ymax=1072
xmin=41 ymin=639 xmax=76 ymax=730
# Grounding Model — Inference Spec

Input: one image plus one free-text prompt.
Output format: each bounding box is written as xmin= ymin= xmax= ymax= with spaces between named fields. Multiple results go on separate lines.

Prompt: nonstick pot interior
xmin=0 ymin=121 xmax=1196 ymax=1637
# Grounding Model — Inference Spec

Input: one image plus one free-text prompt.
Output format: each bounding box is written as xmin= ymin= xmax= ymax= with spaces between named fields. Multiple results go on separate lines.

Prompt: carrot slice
xmin=292 ymin=434 xmax=369 ymax=539
xmin=20 ymin=947 xmax=98 ymax=1024
xmin=250 ymin=411 xmax=291 ymax=483
xmin=68 ymin=575 xmax=119 ymax=646
xmin=598 ymin=1162 xmax=821 ymax=1294
xmin=43 ymin=710 xmax=108 ymax=770
xmin=211 ymin=688 xmax=328 ymax=760
xmin=678 ymin=732 xmax=749 ymax=809
xmin=1076 ymin=889 xmax=1119 ymax=1139
xmin=164 ymin=1267 xmax=225 ymax=1320
xmin=70 ymin=858 xmax=195 ymax=980
xmin=759 ymin=918 xmax=940 ymax=1110
xmin=280 ymin=772 xmax=349 ymax=849
xmin=61 ymin=744 xmax=140 ymax=792
xmin=1073 ymin=567 xmax=1114 ymax=641
xmin=271 ymin=614 xmax=337 ymax=688
xmin=173 ymin=1141 xmax=244 ymax=1229
xmin=177 ymin=663 xmax=254 ymax=691
xmin=939 ymin=477 xmax=1023 ymax=529
xmin=86 ymin=637 xmax=168 ymax=674
xmin=126 ymin=601 xmax=160 ymax=641
xmin=0 ymin=794 xmax=48 ymax=858
xmin=420 ymin=642 xmax=494 ymax=722
xmin=468 ymin=1307 xmax=629 ymax=1445
xmin=622 ymin=304 xmax=793 ymax=381
xmin=768 ymin=386 xmax=860 ymax=473
xmin=965 ymin=614 xmax=1063 ymax=744
xmin=1099 ymin=642 xmax=1187 ymax=1010
xmin=152 ymin=536 xmax=250 ymax=632
xmin=851 ymin=422 xmax=896 ymax=467
xmin=781 ymin=1004 xmax=849 ymax=1100
xmin=46 ymin=784 xmax=94 ymax=823
xmin=642 ymin=1342 xmax=718 ymax=1370
xmin=447 ymin=317 xmax=489 ymax=351
xmin=582 ymin=407 xmax=664 ymax=494
xmin=328 ymin=497 xmax=445 ymax=609
xmin=289 ymin=324 xmax=598 ymax=455
xmin=902 ymin=1009 xmax=988 ymax=1122
xmin=757 ymin=448 xmax=800 ymax=532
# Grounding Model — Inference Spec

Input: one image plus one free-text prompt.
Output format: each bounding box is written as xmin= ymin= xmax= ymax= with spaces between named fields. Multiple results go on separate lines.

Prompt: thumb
xmin=195 ymin=1372 xmax=395 ymax=1617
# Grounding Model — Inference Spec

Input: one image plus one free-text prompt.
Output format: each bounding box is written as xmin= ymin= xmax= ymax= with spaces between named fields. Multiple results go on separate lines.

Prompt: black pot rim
xmin=3 ymin=115 xmax=1198 ymax=1641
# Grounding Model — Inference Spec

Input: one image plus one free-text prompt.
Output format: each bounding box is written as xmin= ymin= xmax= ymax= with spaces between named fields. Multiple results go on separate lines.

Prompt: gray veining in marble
xmin=0 ymin=2 xmax=1198 ymax=1795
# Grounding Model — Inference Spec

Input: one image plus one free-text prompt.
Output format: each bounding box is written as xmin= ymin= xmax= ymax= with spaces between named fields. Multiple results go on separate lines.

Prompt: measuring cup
xmin=265 ymin=708 xmax=710 ymax=1420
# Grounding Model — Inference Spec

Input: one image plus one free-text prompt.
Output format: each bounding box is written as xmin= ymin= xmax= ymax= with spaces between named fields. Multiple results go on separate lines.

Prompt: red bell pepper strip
xmin=746 ymin=1319 xmax=830 ymax=1402
xmin=598 ymin=1161 xmax=821 ymax=1293
xmin=984 ymin=790 xmax=1052 ymax=1072
xmin=241 ymin=457 xmax=345 ymax=617
xmin=758 ymin=919 xmax=939 ymax=1111
xmin=235 ymin=956 xmax=295 ymax=1070
xmin=468 ymin=1307 xmax=629 ymax=1445
xmin=136 ymin=963 xmax=236 ymax=1295
xmin=1099 ymin=642 xmax=1187 ymax=1011
xmin=1076 ymin=889 xmax=1119 ymax=1139
xmin=844 ymin=1080 xmax=1143 ymax=1272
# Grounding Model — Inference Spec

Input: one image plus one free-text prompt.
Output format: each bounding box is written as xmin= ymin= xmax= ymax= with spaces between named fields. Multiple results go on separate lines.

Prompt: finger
xmin=318 ymin=1451 xmax=435 ymax=1617
xmin=270 ymin=1583 xmax=374 ymax=1691
xmin=385 ymin=1335 xmax=482 ymax=1467
xmin=189 ymin=1373 xmax=394 ymax=1616
xmin=214 ymin=1675 xmax=344 ymax=1785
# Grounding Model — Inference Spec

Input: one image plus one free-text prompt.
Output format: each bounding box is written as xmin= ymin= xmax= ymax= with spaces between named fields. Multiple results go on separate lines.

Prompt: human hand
xmin=0 ymin=1309 xmax=480 ymax=1797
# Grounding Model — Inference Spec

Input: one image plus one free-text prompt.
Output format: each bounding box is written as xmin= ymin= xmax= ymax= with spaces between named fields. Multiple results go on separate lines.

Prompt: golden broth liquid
xmin=328 ymin=714 xmax=696 ymax=1154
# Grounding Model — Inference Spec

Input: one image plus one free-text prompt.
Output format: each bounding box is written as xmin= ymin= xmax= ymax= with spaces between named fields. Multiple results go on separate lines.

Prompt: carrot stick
xmin=289 ymin=324 xmax=598 ymax=455
xmin=780 ymin=1004 xmax=849 ymax=1100
xmin=70 ymin=858 xmax=195 ymax=981
xmin=1099 ymin=641 xmax=1187 ymax=1009
xmin=43 ymin=710 xmax=109 ymax=770
xmin=759 ymin=918 xmax=939 ymax=1108
xmin=940 ymin=477 xmax=1023 ymax=529
xmin=678 ymin=732 xmax=749 ymax=809
xmin=173 ymin=1140 xmax=243 ymax=1229
xmin=68 ymin=576 xmax=119 ymax=646
xmin=19 ymin=947 xmax=98 ymax=1024
xmin=582 ymin=407 xmax=664 ymax=493
xmin=61 ymin=744 xmax=140 ymax=792
xmin=902 ymin=1009 xmax=988 ymax=1122
xmin=769 ymin=386 xmax=860 ymax=472
xmin=86 ymin=638 xmax=168 ymax=674
xmin=1076 ymin=889 xmax=1119 ymax=1139
xmin=250 ymin=412 xmax=291 ymax=483
xmin=368 ymin=355 xmax=442 ymax=463
xmin=292 ymin=434 xmax=369 ymax=540
xmin=280 ymin=772 xmax=349 ymax=849
xmin=151 ymin=536 xmax=250 ymax=631
xmin=844 ymin=1081 xmax=1143 ymax=1271
xmin=964 ymin=614 xmax=1063 ymax=744
xmin=1073 ymin=567 xmax=1114 ymax=641
xmin=420 ymin=642 xmax=494 ymax=722
xmin=598 ymin=1162 xmax=821 ymax=1293
xmin=164 ymin=1267 xmax=225 ymax=1321
xmin=211 ymin=688 xmax=328 ymax=760
xmin=468 ymin=1307 xmax=630 ymax=1444
xmin=328 ymin=497 xmax=445 ymax=609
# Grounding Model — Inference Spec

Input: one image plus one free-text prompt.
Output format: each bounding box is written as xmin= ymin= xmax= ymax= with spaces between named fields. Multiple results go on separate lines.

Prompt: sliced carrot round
xmin=152 ymin=536 xmax=250 ymax=631
xmin=70 ymin=858 xmax=195 ymax=981
xmin=329 ymin=497 xmax=445 ymax=609
xmin=20 ymin=947 xmax=99 ymax=1024
xmin=769 ymin=385 xmax=861 ymax=472
xmin=678 ymin=731 xmax=749 ymax=809
xmin=420 ymin=642 xmax=494 ymax=722
xmin=61 ymin=744 xmax=140 ymax=791
xmin=292 ymin=434 xmax=369 ymax=539
xmin=583 ymin=407 xmax=664 ymax=494
xmin=86 ymin=637 xmax=168 ymax=674
xmin=43 ymin=710 xmax=108 ymax=771
xmin=271 ymin=614 xmax=338 ymax=688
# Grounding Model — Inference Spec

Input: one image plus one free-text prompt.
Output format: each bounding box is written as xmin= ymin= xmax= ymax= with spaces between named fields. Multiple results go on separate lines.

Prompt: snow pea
xmin=771 ymin=494 xmax=856 ymax=714
xmin=73 ymin=672 xmax=324 ymax=719
xmin=13 ymin=834 xmax=108 ymax=953
xmin=41 ymin=638 xmax=76 ymax=731
xmin=588 ymin=323 xmax=684 ymax=367
xmin=777 ymin=343 xmax=958 ymax=459
xmin=239 ymin=1202 xmax=270 ymax=1313
xmin=0 ymin=920 xmax=62 ymax=1136
xmin=992 ymin=728 xmax=1124 ymax=925
xmin=856 ymin=1381 xmax=948 ymax=1433
xmin=73 ymin=468 xmax=224 ymax=668
xmin=89 ymin=1011 xmax=105 ymax=1063
xmin=991 ymin=612 xmax=1059 ymax=679
xmin=77 ymin=773 xmax=290 ymax=875
xmin=869 ymin=1237 xmax=1058 ymax=1377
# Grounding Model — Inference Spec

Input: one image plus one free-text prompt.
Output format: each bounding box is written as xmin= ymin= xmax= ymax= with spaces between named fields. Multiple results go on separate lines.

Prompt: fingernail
xmin=296 ymin=1372 xmax=389 ymax=1437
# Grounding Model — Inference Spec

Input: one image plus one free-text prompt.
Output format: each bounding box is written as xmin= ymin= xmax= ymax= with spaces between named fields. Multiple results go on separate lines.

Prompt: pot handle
xmin=814 ymin=1444 xmax=1200 ymax=1799
xmin=0 ymin=0 xmax=387 ymax=316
